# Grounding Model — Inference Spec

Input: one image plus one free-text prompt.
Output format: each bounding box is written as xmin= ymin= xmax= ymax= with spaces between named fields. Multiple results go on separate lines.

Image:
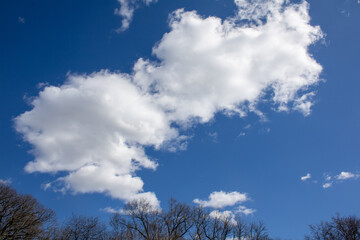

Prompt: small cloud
xmin=336 ymin=171 xmax=360 ymax=180
xmin=102 ymin=207 xmax=126 ymax=214
xmin=324 ymin=174 xmax=331 ymax=181
xmin=42 ymin=182 xmax=52 ymax=191
xmin=238 ymin=132 xmax=246 ymax=137
xmin=209 ymin=210 xmax=237 ymax=225
xmin=208 ymin=132 xmax=218 ymax=142
xmin=293 ymin=92 xmax=316 ymax=116
xmin=193 ymin=191 xmax=249 ymax=209
xmin=0 ymin=179 xmax=11 ymax=185
xmin=209 ymin=210 xmax=233 ymax=219
xmin=301 ymin=173 xmax=311 ymax=181
xmin=18 ymin=17 xmax=25 ymax=24
xmin=244 ymin=124 xmax=251 ymax=129
xmin=237 ymin=124 xmax=250 ymax=138
xmin=258 ymin=127 xmax=271 ymax=134
xmin=37 ymin=82 xmax=50 ymax=89
xmin=236 ymin=205 xmax=256 ymax=215
xmin=304 ymin=170 xmax=359 ymax=189
xmin=340 ymin=10 xmax=350 ymax=17
xmin=115 ymin=0 xmax=157 ymax=32
xmin=163 ymin=135 xmax=189 ymax=152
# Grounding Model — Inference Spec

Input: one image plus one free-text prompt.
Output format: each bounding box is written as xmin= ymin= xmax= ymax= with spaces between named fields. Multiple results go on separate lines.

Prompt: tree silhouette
xmin=305 ymin=214 xmax=360 ymax=240
xmin=0 ymin=183 xmax=55 ymax=239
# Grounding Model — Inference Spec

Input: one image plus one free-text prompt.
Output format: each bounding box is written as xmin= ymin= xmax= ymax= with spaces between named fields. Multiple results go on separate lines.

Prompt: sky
xmin=0 ymin=0 xmax=360 ymax=239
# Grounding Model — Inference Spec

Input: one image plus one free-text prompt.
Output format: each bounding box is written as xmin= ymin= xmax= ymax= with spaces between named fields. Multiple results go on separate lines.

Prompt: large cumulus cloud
xmin=15 ymin=0 xmax=323 ymax=206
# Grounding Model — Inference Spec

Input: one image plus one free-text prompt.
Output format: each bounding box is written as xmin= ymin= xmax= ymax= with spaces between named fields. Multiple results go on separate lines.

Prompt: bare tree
xmin=190 ymin=208 xmax=233 ymax=240
xmin=246 ymin=221 xmax=271 ymax=240
xmin=189 ymin=207 xmax=207 ymax=240
xmin=232 ymin=215 xmax=248 ymax=240
xmin=110 ymin=198 xmax=273 ymax=240
xmin=305 ymin=214 xmax=360 ymax=240
xmin=59 ymin=214 xmax=108 ymax=240
xmin=114 ymin=199 xmax=164 ymax=240
xmin=110 ymin=212 xmax=139 ymax=240
xmin=1 ymin=184 xmax=275 ymax=240
xmin=162 ymin=198 xmax=194 ymax=240
xmin=0 ymin=183 xmax=55 ymax=239
xmin=203 ymin=214 xmax=233 ymax=240
xmin=110 ymin=212 xmax=123 ymax=240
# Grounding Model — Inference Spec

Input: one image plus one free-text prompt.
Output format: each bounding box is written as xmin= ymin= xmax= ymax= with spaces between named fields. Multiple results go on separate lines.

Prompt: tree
xmin=111 ymin=198 xmax=273 ymax=240
xmin=110 ymin=212 xmax=139 ymax=240
xmin=232 ymin=215 xmax=247 ymax=240
xmin=162 ymin=198 xmax=194 ymax=240
xmin=59 ymin=214 xmax=108 ymax=240
xmin=189 ymin=206 xmax=207 ymax=240
xmin=245 ymin=221 xmax=271 ymax=240
xmin=113 ymin=199 xmax=163 ymax=240
xmin=0 ymin=183 xmax=55 ymax=239
xmin=305 ymin=214 xmax=360 ymax=240
xmin=201 ymin=213 xmax=233 ymax=240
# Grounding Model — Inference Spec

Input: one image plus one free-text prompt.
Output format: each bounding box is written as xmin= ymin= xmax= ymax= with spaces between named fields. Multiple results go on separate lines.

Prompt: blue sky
xmin=1 ymin=0 xmax=359 ymax=239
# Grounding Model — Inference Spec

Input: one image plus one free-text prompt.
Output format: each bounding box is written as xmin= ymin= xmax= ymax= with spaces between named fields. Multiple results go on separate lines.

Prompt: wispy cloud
xmin=238 ymin=132 xmax=246 ymax=137
xmin=115 ymin=0 xmax=157 ymax=32
xmin=208 ymin=132 xmax=218 ymax=142
xmin=209 ymin=210 xmax=237 ymax=225
xmin=16 ymin=0 xmax=323 ymax=206
xmin=323 ymin=171 xmax=360 ymax=188
xmin=304 ymin=171 xmax=360 ymax=189
xmin=324 ymin=174 xmax=331 ymax=181
xmin=336 ymin=171 xmax=360 ymax=180
xmin=102 ymin=207 xmax=126 ymax=214
xmin=301 ymin=173 xmax=311 ymax=181
xmin=194 ymin=191 xmax=255 ymax=218
xmin=18 ymin=17 xmax=25 ymax=24
xmin=0 ymin=178 xmax=11 ymax=185
xmin=236 ymin=205 xmax=256 ymax=215
xmin=193 ymin=191 xmax=249 ymax=209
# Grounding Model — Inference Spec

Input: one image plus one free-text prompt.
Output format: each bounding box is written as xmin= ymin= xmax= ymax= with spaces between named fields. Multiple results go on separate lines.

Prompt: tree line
xmin=1 ymin=183 xmax=359 ymax=239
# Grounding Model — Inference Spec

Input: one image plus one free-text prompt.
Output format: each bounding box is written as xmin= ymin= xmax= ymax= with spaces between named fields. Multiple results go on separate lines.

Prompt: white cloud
xmin=16 ymin=0 xmax=323 ymax=206
xmin=201 ymin=194 xmax=255 ymax=220
xmin=0 ymin=179 xmax=11 ymax=185
xmin=324 ymin=174 xmax=331 ymax=181
xmin=293 ymin=92 xmax=316 ymax=116
xmin=318 ymin=171 xmax=360 ymax=189
xmin=209 ymin=210 xmax=234 ymax=219
xmin=208 ymin=132 xmax=218 ymax=142
xmin=209 ymin=210 xmax=237 ymax=225
xmin=301 ymin=173 xmax=311 ymax=181
xmin=193 ymin=191 xmax=249 ymax=209
xmin=336 ymin=171 xmax=360 ymax=180
xmin=135 ymin=1 xmax=322 ymax=122
xmin=115 ymin=0 xmax=157 ymax=32
xmin=18 ymin=17 xmax=25 ymax=24
xmin=102 ymin=207 xmax=126 ymax=214
xmin=236 ymin=205 xmax=256 ymax=215
xmin=15 ymin=71 xmax=177 ymax=207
